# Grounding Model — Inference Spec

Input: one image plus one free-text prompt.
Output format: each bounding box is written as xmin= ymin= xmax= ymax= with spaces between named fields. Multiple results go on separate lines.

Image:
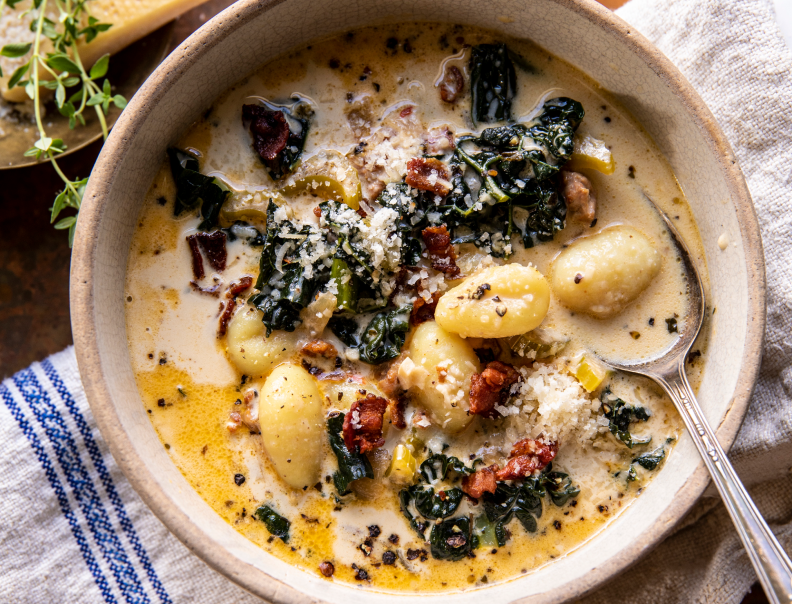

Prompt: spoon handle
xmin=655 ymin=364 xmax=792 ymax=604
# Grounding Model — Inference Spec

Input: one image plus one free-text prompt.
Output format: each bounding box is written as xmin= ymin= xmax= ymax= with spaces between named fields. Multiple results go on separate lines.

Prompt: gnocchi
xmin=435 ymin=264 xmax=551 ymax=338
xmin=258 ymin=363 xmax=324 ymax=490
xmin=404 ymin=321 xmax=481 ymax=433
xmin=551 ymin=226 xmax=661 ymax=318
xmin=226 ymin=306 xmax=298 ymax=378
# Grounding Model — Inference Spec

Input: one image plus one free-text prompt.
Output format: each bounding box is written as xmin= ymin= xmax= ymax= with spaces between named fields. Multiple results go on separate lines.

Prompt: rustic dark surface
xmin=0 ymin=0 xmax=771 ymax=601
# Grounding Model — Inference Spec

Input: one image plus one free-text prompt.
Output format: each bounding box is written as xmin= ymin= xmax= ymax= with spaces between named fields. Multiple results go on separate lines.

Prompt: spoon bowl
xmin=596 ymin=201 xmax=792 ymax=604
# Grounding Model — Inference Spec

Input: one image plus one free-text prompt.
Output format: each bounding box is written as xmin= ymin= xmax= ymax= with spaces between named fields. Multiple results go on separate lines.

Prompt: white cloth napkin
xmin=1 ymin=0 xmax=790 ymax=602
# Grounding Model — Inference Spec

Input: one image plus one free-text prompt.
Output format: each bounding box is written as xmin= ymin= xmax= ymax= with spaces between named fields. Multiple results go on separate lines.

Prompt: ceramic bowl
xmin=71 ymin=0 xmax=765 ymax=601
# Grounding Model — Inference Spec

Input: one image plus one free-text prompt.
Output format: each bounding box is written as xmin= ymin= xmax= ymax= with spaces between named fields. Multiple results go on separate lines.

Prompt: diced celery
xmin=281 ymin=150 xmax=362 ymax=209
xmin=574 ymin=355 xmax=610 ymax=392
xmin=567 ymin=134 xmax=615 ymax=175
xmin=385 ymin=444 xmax=416 ymax=485
xmin=508 ymin=327 xmax=569 ymax=359
xmin=475 ymin=515 xmax=498 ymax=547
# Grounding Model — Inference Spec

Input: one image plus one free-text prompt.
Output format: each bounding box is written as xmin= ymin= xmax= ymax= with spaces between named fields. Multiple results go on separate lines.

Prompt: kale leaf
xmin=600 ymin=388 xmax=652 ymax=448
xmin=418 ymin=453 xmax=477 ymax=483
xmin=483 ymin=480 xmax=544 ymax=542
xmin=243 ymin=98 xmax=312 ymax=180
xmin=469 ymin=43 xmax=516 ymax=126
xmin=358 ymin=306 xmax=412 ymax=364
xmin=376 ymin=183 xmax=424 ymax=266
xmin=542 ymin=467 xmax=581 ymax=506
xmin=633 ymin=446 xmax=665 ymax=470
xmin=254 ymin=505 xmax=291 ymax=543
xmin=327 ymin=412 xmax=373 ymax=495
xmin=327 ymin=315 xmax=360 ymax=348
xmin=430 ymin=517 xmax=476 ymax=561
xmin=167 ymin=147 xmax=230 ymax=230
xmin=402 ymin=484 xmax=464 ymax=521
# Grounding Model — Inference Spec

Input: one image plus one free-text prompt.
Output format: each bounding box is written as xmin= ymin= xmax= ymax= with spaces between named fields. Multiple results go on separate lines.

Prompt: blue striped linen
xmin=0 ymin=347 xmax=262 ymax=604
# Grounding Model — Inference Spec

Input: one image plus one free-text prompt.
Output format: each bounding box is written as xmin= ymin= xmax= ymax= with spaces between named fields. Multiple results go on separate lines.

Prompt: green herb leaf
xmin=1 ymin=42 xmax=32 ymax=58
xmin=327 ymin=316 xmax=359 ymax=348
xmin=90 ymin=54 xmax=110 ymax=79
xmin=401 ymin=484 xmax=463 ymax=521
xmin=418 ymin=454 xmax=476 ymax=483
xmin=633 ymin=447 xmax=665 ymax=471
xmin=7 ymin=62 xmax=29 ymax=89
xmin=46 ymin=53 xmax=80 ymax=74
xmin=253 ymin=505 xmax=290 ymax=542
xmin=327 ymin=412 xmax=373 ymax=495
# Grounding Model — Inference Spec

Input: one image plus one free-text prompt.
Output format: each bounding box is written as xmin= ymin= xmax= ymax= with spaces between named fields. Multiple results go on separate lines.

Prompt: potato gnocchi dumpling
xmin=404 ymin=321 xmax=481 ymax=432
xmin=435 ymin=264 xmax=551 ymax=338
xmin=551 ymin=226 xmax=662 ymax=318
xmin=226 ymin=306 xmax=298 ymax=377
xmin=258 ymin=363 xmax=324 ymax=490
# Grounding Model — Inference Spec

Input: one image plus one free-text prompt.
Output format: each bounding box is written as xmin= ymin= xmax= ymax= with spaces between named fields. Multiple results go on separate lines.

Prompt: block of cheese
xmin=1 ymin=0 xmax=206 ymax=102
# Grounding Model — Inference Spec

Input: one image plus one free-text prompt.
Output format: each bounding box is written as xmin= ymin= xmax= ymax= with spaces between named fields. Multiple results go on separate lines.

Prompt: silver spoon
xmin=595 ymin=207 xmax=792 ymax=603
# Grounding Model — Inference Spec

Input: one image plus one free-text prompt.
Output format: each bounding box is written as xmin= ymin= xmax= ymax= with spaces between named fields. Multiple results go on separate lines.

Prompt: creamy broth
xmin=125 ymin=23 xmax=707 ymax=593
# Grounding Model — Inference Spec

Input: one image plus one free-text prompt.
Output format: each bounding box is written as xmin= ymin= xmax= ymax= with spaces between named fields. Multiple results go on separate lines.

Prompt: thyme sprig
xmin=1 ymin=0 xmax=126 ymax=245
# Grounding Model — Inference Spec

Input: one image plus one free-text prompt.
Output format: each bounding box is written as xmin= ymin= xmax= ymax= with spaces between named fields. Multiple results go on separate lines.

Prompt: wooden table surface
xmin=0 ymin=1 xmax=768 ymax=601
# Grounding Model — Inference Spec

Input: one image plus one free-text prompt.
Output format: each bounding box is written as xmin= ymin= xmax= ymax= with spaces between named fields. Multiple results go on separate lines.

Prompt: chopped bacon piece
xmin=242 ymin=104 xmax=290 ymax=161
xmin=313 ymin=206 xmax=322 ymax=218
xmin=421 ymin=225 xmax=460 ymax=276
xmin=186 ymin=235 xmax=204 ymax=280
xmin=561 ymin=171 xmax=597 ymax=224
xmin=190 ymin=281 xmax=220 ymax=297
xmin=228 ymin=276 xmax=253 ymax=298
xmin=399 ymin=106 xmax=414 ymax=118
xmin=390 ymin=396 xmax=407 ymax=430
xmin=406 ymin=157 xmax=452 ymax=196
xmin=302 ymin=340 xmax=338 ymax=358
xmin=495 ymin=439 xmax=558 ymax=481
xmin=424 ymin=126 xmax=455 ymax=156
xmin=227 ymin=411 xmax=242 ymax=432
xmin=438 ymin=65 xmax=464 ymax=103
xmin=343 ymin=394 xmax=389 ymax=453
xmin=461 ymin=465 xmax=499 ymax=499
xmin=218 ymin=299 xmax=236 ymax=337
xmin=378 ymin=356 xmax=405 ymax=398
xmin=194 ymin=231 xmax=227 ymax=272
xmin=410 ymin=292 xmax=442 ymax=325
xmin=469 ymin=361 xmax=521 ymax=419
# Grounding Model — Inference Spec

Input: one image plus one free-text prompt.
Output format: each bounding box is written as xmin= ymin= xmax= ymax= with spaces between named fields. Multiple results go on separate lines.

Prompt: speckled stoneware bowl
xmin=71 ymin=0 xmax=766 ymax=601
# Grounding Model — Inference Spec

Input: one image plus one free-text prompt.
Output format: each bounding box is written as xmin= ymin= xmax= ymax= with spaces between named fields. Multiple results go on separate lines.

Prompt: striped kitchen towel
xmin=0 ymin=347 xmax=262 ymax=604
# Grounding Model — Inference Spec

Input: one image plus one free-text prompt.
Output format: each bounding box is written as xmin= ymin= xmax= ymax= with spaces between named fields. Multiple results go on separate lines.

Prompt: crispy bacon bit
xmin=228 ymin=276 xmax=253 ymax=298
xmin=406 ymin=157 xmax=452 ymax=196
xmin=190 ymin=281 xmax=220 ymax=297
xmin=218 ymin=299 xmax=236 ymax=337
xmin=495 ymin=439 xmax=558 ymax=481
xmin=343 ymin=394 xmax=389 ymax=453
xmin=195 ymin=231 xmax=227 ymax=272
xmin=469 ymin=361 xmax=521 ymax=419
xmin=240 ymin=388 xmax=260 ymax=431
xmin=186 ymin=235 xmax=204 ymax=280
xmin=412 ymin=409 xmax=431 ymax=429
xmin=242 ymin=104 xmax=290 ymax=161
xmin=461 ymin=465 xmax=499 ymax=499
xmin=313 ymin=206 xmax=322 ymax=218
xmin=561 ymin=171 xmax=597 ymax=224
xmin=399 ymin=106 xmax=414 ymax=118
xmin=424 ymin=126 xmax=455 ymax=155
xmin=410 ymin=291 xmax=442 ymax=325
xmin=390 ymin=396 xmax=407 ymax=430
xmin=302 ymin=340 xmax=338 ymax=358
xmin=421 ymin=225 xmax=460 ymax=276
xmin=226 ymin=411 xmax=242 ymax=432
xmin=378 ymin=355 xmax=405 ymax=399
xmin=438 ymin=65 xmax=464 ymax=103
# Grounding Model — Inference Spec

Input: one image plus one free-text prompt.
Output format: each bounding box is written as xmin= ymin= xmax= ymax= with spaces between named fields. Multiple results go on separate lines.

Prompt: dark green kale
xmin=249 ymin=203 xmax=332 ymax=335
xmin=600 ymin=388 xmax=652 ymax=448
xmin=469 ymin=43 xmax=516 ymax=126
xmin=418 ymin=453 xmax=477 ymax=482
xmin=482 ymin=480 xmax=544 ymax=543
xmin=376 ymin=183 xmax=424 ymax=266
xmin=167 ymin=147 xmax=230 ymax=230
xmin=327 ymin=315 xmax=359 ymax=348
xmin=401 ymin=484 xmax=464 ymax=521
xmin=542 ymin=467 xmax=581 ymax=506
xmin=633 ymin=446 xmax=666 ymax=470
xmin=254 ymin=505 xmax=291 ymax=543
xmin=430 ymin=517 xmax=476 ymax=561
xmin=437 ymin=97 xmax=584 ymax=255
xmin=242 ymin=98 xmax=312 ymax=180
xmin=327 ymin=412 xmax=373 ymax=495
xmin=358 ymin=306 xmax=412 ymax=364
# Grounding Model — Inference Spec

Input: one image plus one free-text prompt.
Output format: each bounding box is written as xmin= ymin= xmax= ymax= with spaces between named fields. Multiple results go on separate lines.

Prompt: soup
xmin=125 ymin=22 xmax=708 ymax=593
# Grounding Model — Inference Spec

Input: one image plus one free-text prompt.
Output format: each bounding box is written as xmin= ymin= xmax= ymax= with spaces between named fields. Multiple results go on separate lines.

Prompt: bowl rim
xmin=70 ymin=0 xmax=766 ymax=601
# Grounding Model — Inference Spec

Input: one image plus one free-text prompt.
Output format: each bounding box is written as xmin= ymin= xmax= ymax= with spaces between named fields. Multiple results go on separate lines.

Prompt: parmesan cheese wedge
xmin=1 ymin=0 xmax=206 ymax=102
